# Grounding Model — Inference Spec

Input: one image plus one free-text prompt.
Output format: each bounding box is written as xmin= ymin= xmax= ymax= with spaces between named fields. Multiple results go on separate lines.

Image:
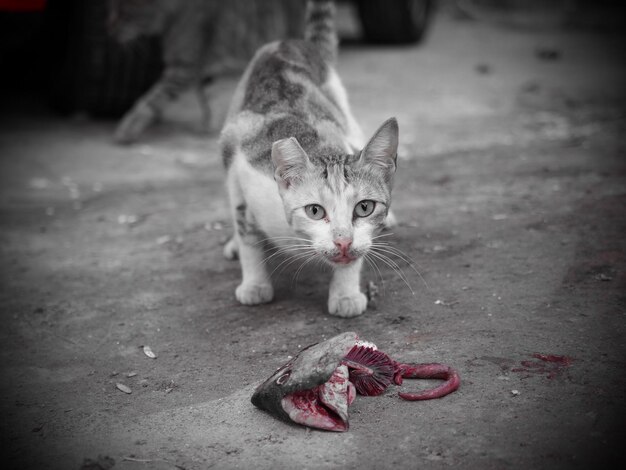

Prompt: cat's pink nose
xmin=334 ymin=238 xmax=352 ymax=255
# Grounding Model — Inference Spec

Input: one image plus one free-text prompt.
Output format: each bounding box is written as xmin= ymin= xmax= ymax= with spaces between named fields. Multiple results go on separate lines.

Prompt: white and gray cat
xmin=220 ymin=0 xmax=399 ymax=317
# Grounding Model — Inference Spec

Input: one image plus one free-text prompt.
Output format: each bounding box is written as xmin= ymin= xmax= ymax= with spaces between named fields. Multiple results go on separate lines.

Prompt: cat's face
xmin=108 ymin=0 xmax=174 ymax=43
xmin=284 ymin=165 xmax=390 ymax=265
xmin=272 ymin=119 xmax=398 ymax=266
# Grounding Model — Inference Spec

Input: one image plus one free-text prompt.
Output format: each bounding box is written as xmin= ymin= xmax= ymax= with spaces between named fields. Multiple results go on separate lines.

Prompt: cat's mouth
xmin=329 ymin=253 xmax=358 ymax=265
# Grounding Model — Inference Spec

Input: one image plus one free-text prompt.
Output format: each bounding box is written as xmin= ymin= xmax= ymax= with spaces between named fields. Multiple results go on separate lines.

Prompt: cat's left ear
xmin=358 ymin=118 xmax=398 ymax=183
xmin=272 ymin=137 xmax=311 ymax=190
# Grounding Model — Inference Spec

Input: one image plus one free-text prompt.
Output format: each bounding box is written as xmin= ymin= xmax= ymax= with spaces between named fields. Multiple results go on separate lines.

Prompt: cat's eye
xmin=305 ymin=204 xmax=326 ymax=220
xmin=354 ymin=200 xmax=376 ymax=218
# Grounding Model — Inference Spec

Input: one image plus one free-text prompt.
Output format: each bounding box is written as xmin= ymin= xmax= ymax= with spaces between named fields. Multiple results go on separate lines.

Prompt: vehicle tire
xmin=47 ymin=0 xmax=162 ymax=117
xmin=357 ymin=0 xmax=433 ymax=44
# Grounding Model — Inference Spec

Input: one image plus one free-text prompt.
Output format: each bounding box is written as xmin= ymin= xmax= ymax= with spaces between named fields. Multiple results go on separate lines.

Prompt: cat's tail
xmin=305 ymin=0 xmax=338 ymax=64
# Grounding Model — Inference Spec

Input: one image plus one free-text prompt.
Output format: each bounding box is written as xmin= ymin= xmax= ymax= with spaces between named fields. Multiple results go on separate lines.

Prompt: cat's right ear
xmin=271 ymin=137 xmax=311 ymax=190
xmin=358 ymin=118 xmax=399 ymax=183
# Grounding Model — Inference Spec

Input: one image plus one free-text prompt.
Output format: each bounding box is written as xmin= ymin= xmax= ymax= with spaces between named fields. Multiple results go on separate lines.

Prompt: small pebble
xmin=142 ymin=345 xmax=157 ymax=359
xmin=157 ymin=235 xmax=172 ymax=245
xmin=116 ymin=383 xmax=132 ymax=394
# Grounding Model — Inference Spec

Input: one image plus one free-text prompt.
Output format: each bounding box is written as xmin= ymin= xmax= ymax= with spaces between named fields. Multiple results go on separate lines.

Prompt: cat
xmin=107 ymin=0 xmax=305 ymax=143
xmin=220 ymin=0 xmax=399 ymax=317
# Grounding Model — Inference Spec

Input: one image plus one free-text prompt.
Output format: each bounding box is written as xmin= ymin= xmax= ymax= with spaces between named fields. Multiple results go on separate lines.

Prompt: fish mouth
xmin=281 ymin=364 xmax=355 ymax=432
xmin=277 ymin=341 xmax=396 ymax=432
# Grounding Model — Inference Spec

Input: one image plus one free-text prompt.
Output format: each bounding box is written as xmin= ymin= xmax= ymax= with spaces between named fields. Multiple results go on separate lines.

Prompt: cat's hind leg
xmin=328 ymin=259 xmax=367 ymax=317
xmin=197 ymin=76 xmax=214 ymax=135
xmin=114 ymin=66 xmax=195 ymax=144
xmin=226 ymin=172 xmax=273 ymax=305
xmin=198 ymin=75 xmax=236 ymax=134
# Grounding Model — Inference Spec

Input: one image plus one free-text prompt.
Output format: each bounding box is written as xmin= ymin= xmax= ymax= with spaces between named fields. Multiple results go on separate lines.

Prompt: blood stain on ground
xmin=512 ymin=353 xmax=574 ymax=379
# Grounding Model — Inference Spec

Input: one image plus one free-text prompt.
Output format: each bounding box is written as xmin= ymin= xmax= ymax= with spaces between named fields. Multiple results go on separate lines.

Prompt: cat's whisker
xmin=371 ymin=232 xmax=396 ymax=241
xmin=370 ymin=233 xmax=429 ymax=280
xmin=370 ymin=244 xmax=420 ymax=269
xmin=284 ymin=253 xmax=318 ymax=281
xmin=269 ymin=236 xmax=312 ymax=241
xmin=370 ymin=243 xmax=430 ymax=291
xmin=368 ymin=250 xmax=409 ymax=286
xmin=375 ymin=252 xmax=429 ymax=293
xmin=368 ymin=233 xmax=417 ymax=293
xmin=255 ymin=237 xmax=313 ymax=251
xmin=363 ymin=253 xmax=387 ymax=296
xmin=269 ymin=250 xmax=316 ymax=279
xmin=261 ymin=249 xmax=303 ymax=267
xmin=367 ymin=250 xmax=415 ymax=296
xmin=368 ymin=254 xmax=415 ymax=296
xmin=265 ymin=244 xmax=314 ymax=255
xmin=267 ymin=254 xmax=304 ymax=279
xmin=252 ymin=236 xmax=312 ymax=249
xmin=259 ymin=235 xmax=313 ymax=245
xmin=254 ymin=232 xmax=316 ymax=270
xmin=292 ymin=253 xmax=321 ymax=288
xmin=266 ymin=246 xmax=310 ymax=266
xmin=246 ymin=242 xmax=314 ymax=273
xmin=265 ymin=245 xmax=314 ymax=260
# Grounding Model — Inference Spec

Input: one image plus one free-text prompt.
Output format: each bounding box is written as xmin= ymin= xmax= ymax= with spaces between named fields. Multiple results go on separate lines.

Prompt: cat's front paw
xmin=328 ymin=292 xmax=367 ymax=318
xmin=114 ymin=103 xmax=156 ymax=144
xmin=235 ymin=282 xmax=274 ymax=305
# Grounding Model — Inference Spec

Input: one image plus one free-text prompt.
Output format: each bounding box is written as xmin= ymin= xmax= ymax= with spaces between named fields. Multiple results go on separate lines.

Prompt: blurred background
xmin=1 ymin=0 xmax=624 ymax=128
xmin=1 ymin=0 xmax=438 ymax=121
xmin=1 ymin=1 xmax=625 ymax=469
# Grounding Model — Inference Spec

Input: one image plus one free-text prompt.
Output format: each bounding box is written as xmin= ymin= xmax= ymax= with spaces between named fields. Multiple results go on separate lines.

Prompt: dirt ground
xmin=1 ymin=5 xmax=625 ymax=470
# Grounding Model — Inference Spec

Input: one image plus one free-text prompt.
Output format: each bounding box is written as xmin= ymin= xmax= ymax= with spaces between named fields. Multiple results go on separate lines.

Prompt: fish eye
xmin=276 ymin=371 xmax=291 ymax=385
xmin=354 ymin=200 xmax=376 ymax=218
xmin=305 ymin=204 xmax=326 ymax=220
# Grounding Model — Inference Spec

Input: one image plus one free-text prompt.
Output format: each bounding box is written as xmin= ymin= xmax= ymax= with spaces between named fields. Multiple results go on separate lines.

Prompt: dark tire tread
xmin=358 ymin=0 xmax=433 ymax=44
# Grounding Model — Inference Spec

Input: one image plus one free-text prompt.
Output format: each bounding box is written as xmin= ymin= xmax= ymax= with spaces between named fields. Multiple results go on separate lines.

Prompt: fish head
xmin=251 ymin=331 xmax=358 ymax=432
xmin=251 ymin=331 xmax=461 ymax=431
